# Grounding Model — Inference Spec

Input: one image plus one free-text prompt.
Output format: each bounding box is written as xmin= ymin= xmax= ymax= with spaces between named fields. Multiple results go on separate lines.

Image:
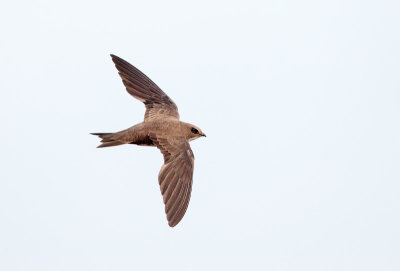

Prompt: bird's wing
xmin=110 ymin=54 xmax=180 ymax=121
xmin=149 ymin=134 xmax=194 ymax=227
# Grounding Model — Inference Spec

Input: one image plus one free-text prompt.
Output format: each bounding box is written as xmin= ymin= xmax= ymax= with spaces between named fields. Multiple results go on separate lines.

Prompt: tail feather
xmin=91 ymin=133 xmax=125 ymax=148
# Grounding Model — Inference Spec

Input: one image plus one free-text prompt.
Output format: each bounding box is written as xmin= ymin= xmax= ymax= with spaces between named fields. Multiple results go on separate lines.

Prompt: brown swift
xmin=92 ymin=55 xmax=206 ymax=227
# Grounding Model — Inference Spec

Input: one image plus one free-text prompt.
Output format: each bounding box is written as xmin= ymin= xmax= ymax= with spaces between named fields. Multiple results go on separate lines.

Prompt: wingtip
xmin=168 ymin=221 xmax=177 ymax=228
xmin=110 ymin=54 xmax=125 ymax=66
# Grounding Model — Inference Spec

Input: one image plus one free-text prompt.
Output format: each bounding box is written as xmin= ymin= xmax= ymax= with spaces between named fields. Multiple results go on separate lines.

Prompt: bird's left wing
xmin=110 ymin=54 xmax=180 ymax=121
xmin=149 ymin=134 xmax=194 ymax=227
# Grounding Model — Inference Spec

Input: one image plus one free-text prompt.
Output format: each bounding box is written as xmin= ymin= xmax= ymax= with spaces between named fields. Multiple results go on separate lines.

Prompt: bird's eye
xmin=191 ymin=128 xmax=199 ymax=134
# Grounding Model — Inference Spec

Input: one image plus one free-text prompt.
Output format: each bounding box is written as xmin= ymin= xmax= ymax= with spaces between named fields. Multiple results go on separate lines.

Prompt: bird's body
xmin=93 ymin=119 xmax=201 ymax=148
xmin=92 ymin=55 xmax=205 ymax=227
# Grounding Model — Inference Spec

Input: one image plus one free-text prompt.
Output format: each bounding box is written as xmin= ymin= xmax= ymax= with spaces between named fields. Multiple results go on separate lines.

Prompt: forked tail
xmin=91 ymin=133 xmax=125 ymax=148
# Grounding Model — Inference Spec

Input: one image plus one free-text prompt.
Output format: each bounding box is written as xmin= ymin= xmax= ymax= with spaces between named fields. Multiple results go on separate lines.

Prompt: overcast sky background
xmin=1 ymin=1 xmax=399 ymax=270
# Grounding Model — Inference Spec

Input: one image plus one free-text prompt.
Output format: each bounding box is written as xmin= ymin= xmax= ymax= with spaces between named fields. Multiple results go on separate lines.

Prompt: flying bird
xmin=92 ymin=55 xmax=206 ymax=227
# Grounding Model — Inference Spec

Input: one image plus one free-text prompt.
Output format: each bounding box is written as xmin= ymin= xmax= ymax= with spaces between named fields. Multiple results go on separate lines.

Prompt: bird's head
xmin=183 ymin=123 xmax=206 ymax=141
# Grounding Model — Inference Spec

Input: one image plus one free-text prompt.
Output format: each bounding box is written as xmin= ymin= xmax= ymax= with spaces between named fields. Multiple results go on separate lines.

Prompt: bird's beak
xmin=201 ymin=133 xmax=207 ymax=137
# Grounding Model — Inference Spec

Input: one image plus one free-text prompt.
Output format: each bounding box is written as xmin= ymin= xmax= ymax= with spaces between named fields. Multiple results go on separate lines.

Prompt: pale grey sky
xmin=1 ymin=1 xmax=399 ymax=270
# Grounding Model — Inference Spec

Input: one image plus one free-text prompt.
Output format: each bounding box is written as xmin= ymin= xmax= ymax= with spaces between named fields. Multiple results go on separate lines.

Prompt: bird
xmin=91 ymin=55 xmax=206 ymax=227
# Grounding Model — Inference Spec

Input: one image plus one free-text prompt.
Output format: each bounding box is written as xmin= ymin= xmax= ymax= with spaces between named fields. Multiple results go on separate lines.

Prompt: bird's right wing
xmin=149 ymin=134 xmax=195 ymax=227
xmin=110 ymin=54 xmax=180 ymax=121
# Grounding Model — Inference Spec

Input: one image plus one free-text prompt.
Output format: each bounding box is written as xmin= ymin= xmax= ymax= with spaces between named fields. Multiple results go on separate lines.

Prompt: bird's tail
xmin=91 ymin=132 xmax=125 ymax=148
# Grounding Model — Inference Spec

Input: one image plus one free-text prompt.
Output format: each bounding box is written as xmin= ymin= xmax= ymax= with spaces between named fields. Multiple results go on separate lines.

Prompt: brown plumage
xmin=92 ymin=55 xmax=206 ymax=227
